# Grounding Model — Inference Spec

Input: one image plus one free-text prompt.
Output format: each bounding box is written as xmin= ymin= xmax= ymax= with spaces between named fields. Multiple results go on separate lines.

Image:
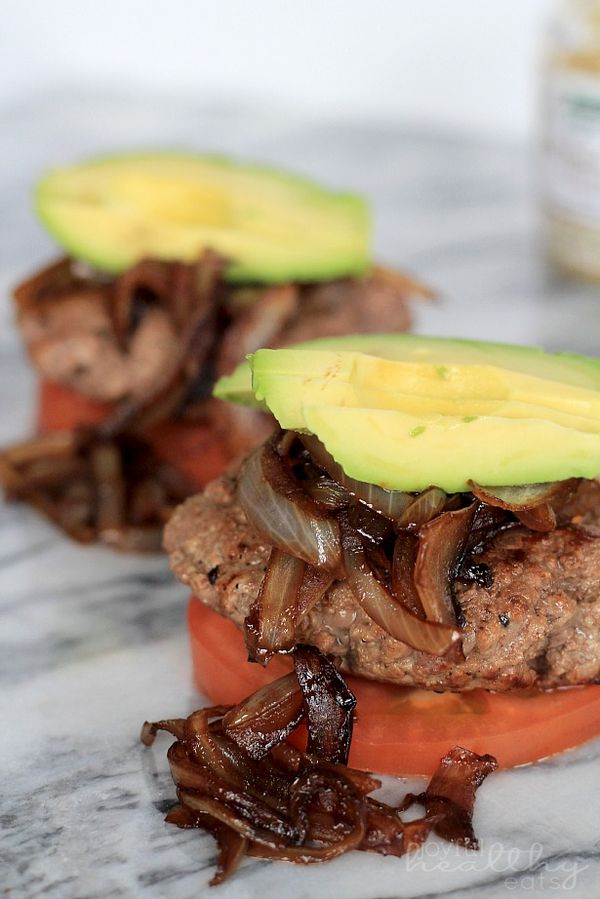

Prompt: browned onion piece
xmin=238 ymin=437 xmax=341 ymax=570
xmin=360 ymin=799 xmax=429 ymax=857
xmin=1 ymin=430 xmax=79 ymax=465
xmin=111 ymin=258 xmax=172 ymax=344
xmin=269 ymin=741 xmax=381 ymax=799
xmin=143 ymin=660 xmax=496 ymax=885
xmin=464 ymin=502 xmax=511 ymax=556
xmin=307 ymin=761 xmax=381 ymax=796
xmin=348 ymin=502 xmax=393 ymax=545
xmin=515 ymin=504 xmax=556 ymax=532
xmin=468 ymin=480 xmax=583 ymax=535
xmin=222 ymin=672 xmax=304 ymax=759
xmin=396 ymin=486 xmax=447 ymax=529
xmin=341 ymin=518 xmax=461 ymax=656
xmin=187 ymin=729 xmax=293 ymax=813
xmin=468 ymin=479 xmax=580 ymax=511
xmin=302 ymin=473 xmax=350 ymax=510
xmin=245 ymin=549 xmax=306 ymax=662
xmin=247 ymin=771 xmax=366 ymax=863
xmin=170 ymin=744 xmax=299 ymax=841
xmin=288 ymin=770 xmax=366 ymax=857
xmin=403 ymin=746 xmax=498 ymax=849
xmin=0 ymin=429 xmax=190 ymax=551
xmin=165 ymin=803 xmax=198 ymax=828
xmin=299 ymin=434 xmax=413 ymax=520
xmin=178 ymin=790 xmax=296 ymax=848
xmin=294 ymin=644 xmax=356 ymax=764
xmin=175 ymin=809 xmax=249 ymax=886
xmin=101 ymin=249 xmax=225 ymax=439
xmin=296 ymin=566 xmax=334 ymax=618
xmin=414 ymin=504 xmax=477 ymax=627
xmin=1 ymin=455 xmax=85 ymax=496
xmin=90 ymin=441 xmax=126 ymax=534
xmin=391 ymin=532 xmax=424 ymax=618
xmin=182 ymin=709 xmax=240 ymax=781
xmin=141 ymin=718 xmax=187 ymax=745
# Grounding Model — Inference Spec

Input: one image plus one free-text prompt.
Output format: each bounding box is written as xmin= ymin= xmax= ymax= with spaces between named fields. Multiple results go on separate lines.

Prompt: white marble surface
xmin=3 ymin=93 xmax=600 ymax=899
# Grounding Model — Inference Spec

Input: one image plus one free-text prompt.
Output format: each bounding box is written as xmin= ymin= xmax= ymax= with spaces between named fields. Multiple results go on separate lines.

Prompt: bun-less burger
xmin=1 ymin=154 xmax=427 ymax=550
xmin=165 ymin=334 xmax=600 ymax=775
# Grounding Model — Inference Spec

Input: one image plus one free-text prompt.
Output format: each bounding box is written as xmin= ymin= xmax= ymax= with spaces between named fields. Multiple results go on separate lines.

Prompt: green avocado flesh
xmin=213 ymin=334 xmax=600 ymax=492
xmin=35 ymin=153 xmax=370 ymax=283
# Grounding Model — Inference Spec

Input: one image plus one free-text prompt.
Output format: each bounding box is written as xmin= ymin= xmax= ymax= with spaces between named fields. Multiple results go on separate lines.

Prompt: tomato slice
xmin=37 ymin=380 xmax=229 ymax=490
xmin=188 ymin=595 xmax=600 ymax=776
xmin=38 ymin=380 xmax=110 ymax=432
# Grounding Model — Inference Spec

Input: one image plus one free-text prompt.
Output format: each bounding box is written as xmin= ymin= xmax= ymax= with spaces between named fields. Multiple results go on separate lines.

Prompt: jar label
xmin=544 ymin=68 xmax=600 ymax=222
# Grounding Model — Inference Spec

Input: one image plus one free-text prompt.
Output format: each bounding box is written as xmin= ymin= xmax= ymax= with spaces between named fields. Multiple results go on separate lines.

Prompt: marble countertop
xmin=2 ymin=92 xmax=600 ymax=899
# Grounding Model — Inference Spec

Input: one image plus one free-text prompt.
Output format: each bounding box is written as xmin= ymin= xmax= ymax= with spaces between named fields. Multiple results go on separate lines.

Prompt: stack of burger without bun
xmin=165 ymin=334 xmax=600 ymax=771
xmin=145 ymin=333 xmax=600 ymax=882
xmin=1 ymin=153 xmax=429 ymax=550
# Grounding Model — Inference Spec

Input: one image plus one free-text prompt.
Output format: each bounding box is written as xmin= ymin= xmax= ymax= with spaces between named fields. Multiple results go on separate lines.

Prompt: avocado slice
xmin=35 ymin=152 xmax=369 ymax=283
xmin=302 ymin=405 xmax=600 ymax=493
xmin=214 ymin=333 xmax=600 ymax=406
xmin=213 ymin=334 xmax=600 ymax=491
xmin=250 ymin=350 xmax=600 ymax=432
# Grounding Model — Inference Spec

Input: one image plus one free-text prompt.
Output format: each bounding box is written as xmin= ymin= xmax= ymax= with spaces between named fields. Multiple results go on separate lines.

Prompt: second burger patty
xmin=165 ymin=472 xmax=600 ymax=692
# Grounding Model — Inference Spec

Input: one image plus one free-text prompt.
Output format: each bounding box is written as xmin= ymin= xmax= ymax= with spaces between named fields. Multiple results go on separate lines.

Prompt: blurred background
xmin=3 ymin=0 xmax=549 ymax=137
xmin=2 ymin=0 xmax=599 ymax=355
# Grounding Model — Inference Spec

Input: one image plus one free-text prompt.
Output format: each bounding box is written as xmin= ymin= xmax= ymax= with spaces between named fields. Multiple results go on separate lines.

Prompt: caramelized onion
xmin=245 ymin=549 xmax=306 ymax=661
xmin=238 ymin=437 xmax=341 ymax=569
xmin=360 ymin=799 xmax=430 ymax=857
xmin=514 ymin=504 xmax=556 ymax=532
xmin=0 ymin=432 xmax=188 ymax=552
xmin=414 ymin=504 xmax=477 ymax=626
xmin=468 ymin=479 xmax=579 ymax=511
xmin=223 ymin=672 xmax=303 ymax=759
xmin=299 ymin=434 xmax=413 ymax=520
xmin=396 ymin=486 xmax=447 ymax=529
xmin=178 ymin=790 xmax=296 ymax=847
xmin=141 ymin=718 xmax=187 ymax=745
xmin=302 ymin=474 xmax=350 ymax=510
xmin=272 ymin=770 xmax=366 ymax=861
xmin=143 ymin=651 xmax=495 ymax=885
xmin=403 ymin=746 xmax=497 ymax=849
xmin=341 ymin=517 xmax=461 ymax=656
xmin=90 ymin=441 xmax=126 ymax=534
xmin=174 ymin=809 xmax=248 ymax=886
xmin=469 ymin=479 xmax=582 ymax=534
xmin=391 ymin=532 xmax=425 ymax=617
xmin=294 ymin=644 xmax=356 ymax=765
xmin=111 ymin=258 xmax=172 ymax=344
xmin=296 ymin=566 xmax=334 ymax=618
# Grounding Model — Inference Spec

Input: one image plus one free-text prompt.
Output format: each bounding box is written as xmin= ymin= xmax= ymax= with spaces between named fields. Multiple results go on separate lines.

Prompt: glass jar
xmin=542 ymin=0 xmax=600 ymax=280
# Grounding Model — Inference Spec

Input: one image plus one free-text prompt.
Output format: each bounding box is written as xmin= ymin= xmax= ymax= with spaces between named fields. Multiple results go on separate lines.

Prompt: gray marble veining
xmin=2 ymin=92 xmax=600 ymax=899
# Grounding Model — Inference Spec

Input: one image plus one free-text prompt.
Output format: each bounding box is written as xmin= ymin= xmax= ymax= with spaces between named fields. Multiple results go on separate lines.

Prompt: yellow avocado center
xmin=222 ymin=337 xmax=600 ymax=492
xmin=111 ymin=173 xmax=232 ymax=228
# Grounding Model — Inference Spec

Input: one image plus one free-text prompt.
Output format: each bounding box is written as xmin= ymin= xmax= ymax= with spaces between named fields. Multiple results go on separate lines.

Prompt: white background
xmin=2 ymin=0 xmax=553 ymax=137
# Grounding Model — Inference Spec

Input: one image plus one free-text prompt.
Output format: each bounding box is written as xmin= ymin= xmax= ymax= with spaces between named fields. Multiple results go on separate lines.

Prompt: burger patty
xmin=164 ymin=473 xmax=600 ymax=692
xmin=17 ymin=270 xmax=414 ymax=404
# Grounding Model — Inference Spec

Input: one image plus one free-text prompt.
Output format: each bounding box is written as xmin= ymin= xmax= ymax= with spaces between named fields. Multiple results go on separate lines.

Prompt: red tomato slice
xmin=188 ymin=595 xmax=600 ymax=776
xmin=37 ymin=380 xmax=229 ymax=490
xmin=38 ymin=380 xmax=110 ymax=432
